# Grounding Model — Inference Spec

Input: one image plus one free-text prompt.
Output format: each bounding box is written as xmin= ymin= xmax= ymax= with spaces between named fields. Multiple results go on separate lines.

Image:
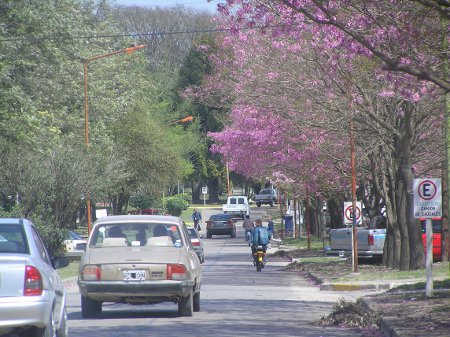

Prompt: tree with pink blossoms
xmin=197 ymin=1 xmax=447 ymax=269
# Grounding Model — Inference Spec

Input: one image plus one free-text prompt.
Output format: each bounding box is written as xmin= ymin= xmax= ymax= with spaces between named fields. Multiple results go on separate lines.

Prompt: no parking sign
xmin=344 ymin=201 xmax=362 ymax=225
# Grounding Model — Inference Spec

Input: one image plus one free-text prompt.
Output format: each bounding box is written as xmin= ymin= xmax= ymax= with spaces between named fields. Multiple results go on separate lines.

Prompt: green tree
xmin=175 ymin=36 xmax=229 ymax=204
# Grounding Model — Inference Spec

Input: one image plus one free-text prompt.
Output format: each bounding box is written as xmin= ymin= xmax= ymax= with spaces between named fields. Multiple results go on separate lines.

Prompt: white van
xmin=222 ymin=196 xmax=250 ymax=219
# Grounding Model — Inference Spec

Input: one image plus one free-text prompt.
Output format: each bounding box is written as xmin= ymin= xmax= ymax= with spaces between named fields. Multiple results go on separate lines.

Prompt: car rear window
xmin=0 ymin=224 xmax=28 ymax=254
xmin=260 ymin=189 xmax=273 ymax=195
xmin=186 ymin=228 xmax=199 ymax=239
xmin=209 ymin=214 xmax=231 ymax=221
xmin=89 ymin=223 xmax=183 ymax=248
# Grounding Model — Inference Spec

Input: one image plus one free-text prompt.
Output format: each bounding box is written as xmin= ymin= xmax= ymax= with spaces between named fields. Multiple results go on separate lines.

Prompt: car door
xmin=181 ymin=224 xmax=202 ymax=286
xmin=30 ymin=226 xmax=65 ymax=321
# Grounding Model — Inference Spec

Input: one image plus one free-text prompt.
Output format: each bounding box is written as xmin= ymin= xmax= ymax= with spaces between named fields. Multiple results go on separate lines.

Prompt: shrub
xmin=164 ymin=196 xmax=189 ymax=216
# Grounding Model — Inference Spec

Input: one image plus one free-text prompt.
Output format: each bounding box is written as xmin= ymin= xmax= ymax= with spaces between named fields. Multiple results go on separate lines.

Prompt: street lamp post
xmin=163 ymin=116 xmax=193 ymax=127
xmin=350 ymin=118 xmax=359 ymax=273
xmin=84 ymin=44 xmax=146 ymax=233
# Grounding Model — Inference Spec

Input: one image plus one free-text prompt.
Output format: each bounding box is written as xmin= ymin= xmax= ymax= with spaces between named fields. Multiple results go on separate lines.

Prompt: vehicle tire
xmin=57 ymin=307 xmax=68 ymax=337
xmin=81 ymin=295 xmax=101 ymax=318
xmin=206 ymin=231 xmax=212 ymax=239
xmin=256 ymin=203 xmax=261 ymax=207
xmin=178 ymin=291 xmax=193 ymax=317
xmin=193 ymin=291 xmax=200 ymax=312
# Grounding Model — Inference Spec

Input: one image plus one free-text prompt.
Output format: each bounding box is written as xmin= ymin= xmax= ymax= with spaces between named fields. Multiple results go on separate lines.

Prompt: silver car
xmin=77 ymin=215 xmax=202 ymax=318
xmin=0 ymin=218 xmax=69 ymax=337
xmin=186 ymin=227 xmax=204 ymax=264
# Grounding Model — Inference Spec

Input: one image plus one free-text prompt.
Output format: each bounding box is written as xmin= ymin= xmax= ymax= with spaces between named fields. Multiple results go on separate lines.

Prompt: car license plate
xmin=123 ymin=270 xmax=146 ymax=281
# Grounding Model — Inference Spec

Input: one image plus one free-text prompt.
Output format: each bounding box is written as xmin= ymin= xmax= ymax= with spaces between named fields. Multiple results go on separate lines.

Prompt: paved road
xmin=64 ymin=207 xmax=367 ymax=336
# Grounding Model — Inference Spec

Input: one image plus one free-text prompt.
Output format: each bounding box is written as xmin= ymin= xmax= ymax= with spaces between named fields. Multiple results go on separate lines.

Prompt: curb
xmin=380 ymin=317 xmax=404 ymax=337
xmin=320 ymin=282 xmax=391 ymax=291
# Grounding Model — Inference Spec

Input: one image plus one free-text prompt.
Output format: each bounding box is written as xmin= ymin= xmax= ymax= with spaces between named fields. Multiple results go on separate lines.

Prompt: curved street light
xmin=84 ymin=44 xmax=146 ymax=233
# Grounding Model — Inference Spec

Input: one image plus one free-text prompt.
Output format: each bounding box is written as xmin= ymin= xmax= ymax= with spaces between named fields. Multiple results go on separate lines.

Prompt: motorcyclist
xmin=242 ymin=215 xmax=254 ymax=243
xmin=250 ymin=219 xmax=270 ymax=264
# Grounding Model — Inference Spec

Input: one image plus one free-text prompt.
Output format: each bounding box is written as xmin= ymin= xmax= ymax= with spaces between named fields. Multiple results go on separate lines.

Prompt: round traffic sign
xmin=344 ymin=205 xmax=361 ymax=221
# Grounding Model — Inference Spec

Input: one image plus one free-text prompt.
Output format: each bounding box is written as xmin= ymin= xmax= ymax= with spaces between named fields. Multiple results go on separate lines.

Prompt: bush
xmin=0 ymin=205 xmax=66 ymax=255
xmin=164 ymin=196 xmax=189 ymax=216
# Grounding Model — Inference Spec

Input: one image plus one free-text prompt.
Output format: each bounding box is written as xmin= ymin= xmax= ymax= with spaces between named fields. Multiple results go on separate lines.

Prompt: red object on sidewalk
xmin=419 ymin=218 xmax=442 ymax=261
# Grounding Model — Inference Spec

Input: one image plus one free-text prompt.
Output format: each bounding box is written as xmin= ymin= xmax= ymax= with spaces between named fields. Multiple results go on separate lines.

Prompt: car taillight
xmin=167 ymin=264 xmax=187 ymax=280
xmin=191 ymin=240 xmax=201 ymax=246
xmin=368 ymin=234 xmax=374 ymax=246
xmin=81 ymin=265 xmax=101 ymax=281
xmin=24 ymin=265 xmax=43 ymax=296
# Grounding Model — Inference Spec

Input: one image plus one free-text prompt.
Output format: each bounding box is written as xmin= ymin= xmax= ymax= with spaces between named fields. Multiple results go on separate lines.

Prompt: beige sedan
xmin=77 ymin=215 xmax=202 ymax=317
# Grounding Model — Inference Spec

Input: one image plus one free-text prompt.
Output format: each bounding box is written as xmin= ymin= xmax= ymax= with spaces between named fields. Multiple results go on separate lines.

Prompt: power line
xmin=0 ymin=25 xmax=266 ymax=43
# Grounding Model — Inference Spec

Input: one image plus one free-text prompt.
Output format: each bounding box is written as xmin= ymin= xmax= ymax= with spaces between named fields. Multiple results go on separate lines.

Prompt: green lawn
xmin=57 ymin=261 xmax=80 ymax=280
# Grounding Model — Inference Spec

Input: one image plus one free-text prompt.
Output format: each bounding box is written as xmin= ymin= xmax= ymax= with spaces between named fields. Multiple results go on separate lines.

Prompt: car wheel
xmin=193 ymin=291 xmax=200 ymax=312
xmin=178 ymin=291 xmax=193 ymax=317
xmin=256 ymin=203 xmax=261 ymax=207
xmin=81 ymin=295 xmax=101 ymax=318
xmin=57 ymin=307 xmax=68 ymax=337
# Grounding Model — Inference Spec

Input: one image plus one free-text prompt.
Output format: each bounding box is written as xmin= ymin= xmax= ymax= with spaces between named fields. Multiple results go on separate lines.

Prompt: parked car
xmin=327 ymin=216 xmax=387 ymax=260
xmin=77 ymin=215 xmax=202 ymax=317
xmin=64 ymin=230 xmax=87 ymax=253
xmin=254 ymin=188 xmax=277 ymax=207
xmin=205 ymin=213 xmax=236 ymax=238
xmin=420 ymin=218 xmax=442 ymax=261
xmin=186 ymin=227 xmax=204 ymax=263
xmin=0 ymin=218 xmax=70 ymax=337
xmin=254 ymin=188 xmax=286 ymax=207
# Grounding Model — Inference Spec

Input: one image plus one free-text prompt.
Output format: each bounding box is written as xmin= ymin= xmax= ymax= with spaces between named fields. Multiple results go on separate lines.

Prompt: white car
xmin=0 ymin=218 xmax=69 ymax=337
xmin=64 ymin=230 xmax=87 ymax=252
xmin=77 ymin=215 xmax=202 ymax=317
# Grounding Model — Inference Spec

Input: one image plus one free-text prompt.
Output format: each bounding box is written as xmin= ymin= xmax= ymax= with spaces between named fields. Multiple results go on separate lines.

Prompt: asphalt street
xmin=64 ymin=207 xmax=373 ymax=337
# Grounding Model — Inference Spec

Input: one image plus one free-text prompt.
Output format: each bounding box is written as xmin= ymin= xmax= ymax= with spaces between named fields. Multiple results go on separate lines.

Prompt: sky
xmin=113 ymin=0 xmax=221 ymax=12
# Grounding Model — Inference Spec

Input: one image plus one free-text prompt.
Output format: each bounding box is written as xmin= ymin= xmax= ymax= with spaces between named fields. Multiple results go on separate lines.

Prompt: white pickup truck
xmin=222 ymin=196 xmax=250 ymax=219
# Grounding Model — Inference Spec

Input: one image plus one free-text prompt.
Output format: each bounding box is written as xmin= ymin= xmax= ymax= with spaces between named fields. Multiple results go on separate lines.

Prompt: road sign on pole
xmin=344 ymin=202 xmax=362 ymax=226
xmin=413 ymin=178 xmax=441 ymax=297
xmin=413 ymin=178 xmax=442 ymax=218
xmin=202 ymin=186 xmax=207 ymax=206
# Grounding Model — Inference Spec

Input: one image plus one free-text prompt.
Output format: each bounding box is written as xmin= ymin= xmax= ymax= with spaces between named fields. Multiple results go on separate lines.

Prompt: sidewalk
xmin=273 ymin=245 xmax=450 ymax=336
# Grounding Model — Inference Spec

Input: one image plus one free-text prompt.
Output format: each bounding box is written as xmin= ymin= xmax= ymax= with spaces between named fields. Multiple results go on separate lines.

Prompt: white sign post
xmin=344 ymin=201 xmax=362 ymax=271
xmin=201 ymin=186 xmax=208 ymax=206
xmin=413 ymin=178 xmax=442 ymax=297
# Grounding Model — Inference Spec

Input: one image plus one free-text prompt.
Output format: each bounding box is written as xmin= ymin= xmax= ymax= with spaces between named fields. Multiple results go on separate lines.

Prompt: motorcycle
xmin=253 ymin=245 xmax=266 ymax=272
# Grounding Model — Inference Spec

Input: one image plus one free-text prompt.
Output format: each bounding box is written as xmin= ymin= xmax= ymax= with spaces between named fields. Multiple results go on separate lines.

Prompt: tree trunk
xmin=207 ymin=177 xmax=220 ymax=204
xmin=191 ymin=180 xmax=201 ymax=203
xmin=395 ymin=102 xmax=424 ymax=270
xmin=395 ymin=173 xmax=410 ymax=270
